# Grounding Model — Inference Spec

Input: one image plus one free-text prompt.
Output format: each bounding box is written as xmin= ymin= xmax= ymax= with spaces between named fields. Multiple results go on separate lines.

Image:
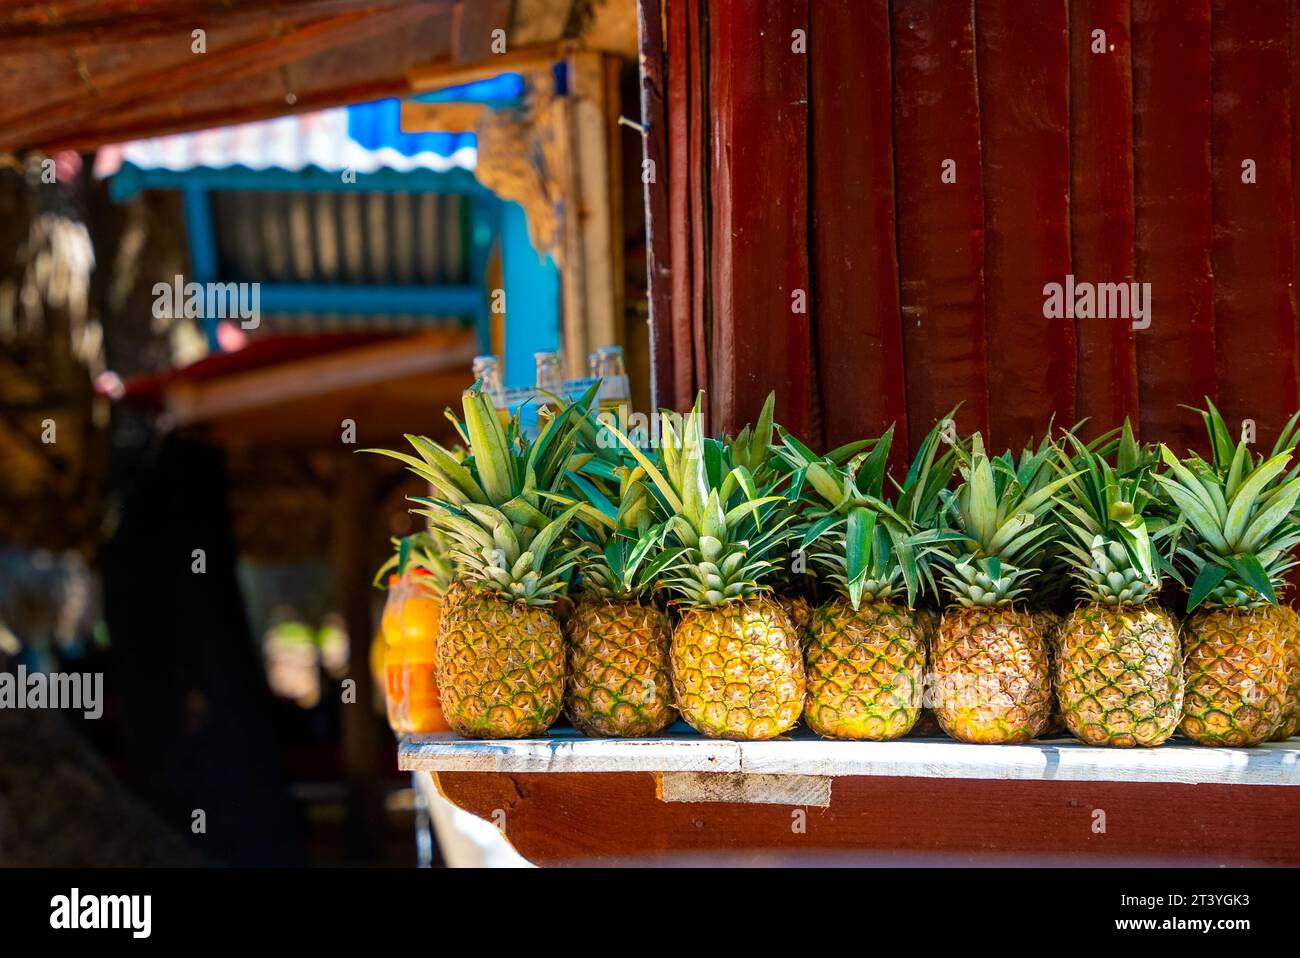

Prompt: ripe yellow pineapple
xmin=1154 ymin=402 xmax=1300 ymax=746
xmin=1271 ymin=604 xmax=1300 ymax=740
xmin=1181 ymin=607 xmax=1287 ymax=745
xmin=1052 ymin=425 xmax=1183 ymax=746
xmin=804 ymin=598 xmax=924 ymax=739
xmin=438 ymin=587 xmax=567 ymax=737
xmin=556 ymin=448 xmax=677 ymax=737
xmin=672 ymin=597 xmax=804 ymax=738
xmin=931 ymin=434 xmax=1075 ymax=743
xmin=612 ymin=394 xmax=805 ymax=740
xmin=1057 ymin=604 xmax=1182 ymax=746
xmin=368 ymin=384 xmax=595 ymax=738
xmin=566 ymin=599 xmax=675 ymax=737
xmin=933 ymin=607 xmax=1051 ymax=742
xmin=773 ymin=419 xmax=952 ymax=740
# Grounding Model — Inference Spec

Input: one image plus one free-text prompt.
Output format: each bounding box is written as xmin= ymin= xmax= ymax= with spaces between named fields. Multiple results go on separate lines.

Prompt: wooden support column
xmin=561 ymin=52 xmax=621 ymax=378
xmin=638 ymin=0 xmax=675 ymax=411
xmin=334 ymin=452 xmax=383 ymax=863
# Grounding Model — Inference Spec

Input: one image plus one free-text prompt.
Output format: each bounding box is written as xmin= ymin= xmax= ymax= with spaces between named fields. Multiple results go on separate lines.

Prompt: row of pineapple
xmin=371 ymin=385 xmax=1300 ymax=748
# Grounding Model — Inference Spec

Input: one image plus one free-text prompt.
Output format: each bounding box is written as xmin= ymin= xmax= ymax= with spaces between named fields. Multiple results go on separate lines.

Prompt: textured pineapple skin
xmin=931 ymin=607 xmax=1051 ymax=744
xmin=1271 ymin=605 xmax=1300 ymax=740
xmin=777 ymin=594 xmax=813 ymax=635
xmin=565 ymin=599 xmax=676 ymax=737
xmin=1181 ymin=606 xmax=1288 ymax=746
xmin=804 ymin=598 xmax=924 ymax=740
xmin=1056 ymin=604 xmax=1183 ymax=747
xmin=909 ymin=607 xmax=946 ymax=737
xmin=435 ymin=586 xmax=565 ymax=738
xmin=1033 ymin=610 xmax=1066 ymax=737
xmin=671 ymin=597 xmax=805 ymax=740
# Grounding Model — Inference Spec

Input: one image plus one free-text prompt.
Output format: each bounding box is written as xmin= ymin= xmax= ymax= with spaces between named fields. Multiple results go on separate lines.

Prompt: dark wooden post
xmin=334 ymin=452 xmax=383 ymax=863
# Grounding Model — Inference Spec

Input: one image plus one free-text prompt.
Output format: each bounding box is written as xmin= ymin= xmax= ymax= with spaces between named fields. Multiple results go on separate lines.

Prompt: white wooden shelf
xmin=400 ymin=722 xmax=1300 ymax=788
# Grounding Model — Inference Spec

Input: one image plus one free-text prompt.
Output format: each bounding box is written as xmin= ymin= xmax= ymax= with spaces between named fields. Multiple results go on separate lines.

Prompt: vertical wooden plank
xmin=688 ymin=0 xmax=711 ymax=417
xmin=1210 ymin=0 xmax=1298 ymax=451
xmin=1070 ymin=0 xmax=1138 ymax=437
xmin=1131 ymin=0 xmax=1215 ymax=452
xmin=976 ymin=0 xmax=1074 ymax=452
xmin=666 ymin=0 xmax=697 ymax=412
xmin=637 ymin=0 xmax=676 ymax=412
xmin=891 ymin=0 xmax=990 ymax=450
xmin=708 ymin=0 xmax=815 ymax=439
xmin=809 ymin=0 xmax=907 ymax=455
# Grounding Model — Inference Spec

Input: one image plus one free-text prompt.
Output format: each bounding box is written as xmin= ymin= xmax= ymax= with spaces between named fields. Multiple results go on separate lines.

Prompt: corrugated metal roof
xmin=210 ymin=190 xmax=467 ymax=286
xmin=93 ymin=98 xmax=477 ymax=179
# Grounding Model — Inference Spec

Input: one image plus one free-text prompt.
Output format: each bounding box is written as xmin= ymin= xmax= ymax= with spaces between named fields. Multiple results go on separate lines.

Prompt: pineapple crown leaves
xmin=600 ymin=394 xmax=798 ymax=606
xmin=1154 ymin=407 xmax=1300 ymax=611
xmin=363 ymin=382 xmax=601 ymax=606
xmin=934 ymin=433 xmax=1080 ymax=607
xmin=894 ymin=411 xmax=961 ymax=529
xmin=371 ymin=530 xmax=455 ymax=595
xmin=773 ymin=423 xmax=932 ymax=609
xmin=544 ymin=459 xmax=684 ymax=599
xmin=1052 ymin=424 xmax=1169 ymax=605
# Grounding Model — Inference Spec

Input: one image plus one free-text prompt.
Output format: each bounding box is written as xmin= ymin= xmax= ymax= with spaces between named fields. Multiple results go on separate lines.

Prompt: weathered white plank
xmin=400 ymin=729 xmax=741 ymax=774
xmin=399 ymin=726 xmax=1300 ymax=787
xmin=735 ymin=738 xmax=1300 ymax=787
xmin=659 ymin=772 xmax=832 ymax=807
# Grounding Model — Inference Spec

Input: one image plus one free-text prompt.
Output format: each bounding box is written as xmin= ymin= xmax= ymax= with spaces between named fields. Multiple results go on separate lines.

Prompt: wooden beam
xmin=511 ymin=0 xmax=576 ymax=47
xmin=40 ymin=78 xmax=412 ymax=154
xmin=434 ymin=770 xmax=1300 ymax=866
xmin=407 ymin=43 xmax=570 ymax=92
xmin=399 ymin=101 xmax=485 ymax=134
xmin=1 ymin=6 xmax=437 ymax=151
xmin=0 ymin=0 xmax=452 ymax=52
xmin=163 ymin=329 xmax=478 ymax=425
xmin=451 ymin=0 xmax=513 ymax=63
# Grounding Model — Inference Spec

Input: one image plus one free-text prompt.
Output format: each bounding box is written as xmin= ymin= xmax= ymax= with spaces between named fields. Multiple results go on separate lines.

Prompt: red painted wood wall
xmin=640 ymin=0 xmax=1300 ymax=459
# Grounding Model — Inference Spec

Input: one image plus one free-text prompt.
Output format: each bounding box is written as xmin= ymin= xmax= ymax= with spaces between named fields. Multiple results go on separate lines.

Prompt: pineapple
xmin=774 ymin=419 xmax=949 ymax=740
xmin=725 ymin=394 xmax=816 ymax=639
xmin=368 ymin=386 xmax=593 ymax=738
xmin=1154 ymin=404 xmax=1300 ymax=746
xmin=1033 ymin=609 xmax=1067 ymax=738
xmin=556 ymin=437 xmax=678 ymax=737
xmin=930 ymin=434 xmax=1077 ymax=743
xmin=1051 ymin=423 xmax=1184 ymax=746
xmin=609 ymin=395 xmax=805 ymax=740
xmin=909 ymin=605 xmax=946 ymax=737
xmin=1271 ymin=604 xmax=1300 ymax=740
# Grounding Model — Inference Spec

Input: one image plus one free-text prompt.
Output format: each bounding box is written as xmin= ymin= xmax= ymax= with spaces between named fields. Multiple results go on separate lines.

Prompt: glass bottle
xmin=595 ymin=345 xmax=631 ymax=427
xmin=534 ymin=351 xmax=563 ymax=429
xmin=468 ymin=354 xmax=509 ymax=426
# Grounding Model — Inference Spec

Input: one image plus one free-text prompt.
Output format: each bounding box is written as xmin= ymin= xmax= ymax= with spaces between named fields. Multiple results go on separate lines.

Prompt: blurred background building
xmin=0 ymin=0 xmax=644 ymax=866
